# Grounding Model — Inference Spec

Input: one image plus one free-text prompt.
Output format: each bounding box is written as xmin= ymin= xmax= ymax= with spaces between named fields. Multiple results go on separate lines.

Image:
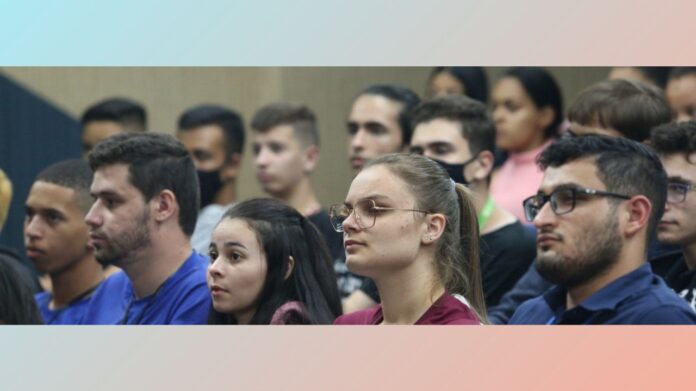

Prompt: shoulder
xmin=420 ymin=294 xmax=480 ymax=325
xmin=508 ymin=296 xmax=549 ymax=325
xmin=271 ymin=301 xmax=309 ymax=325
xmin=620 ymin=279 xmax=696 ymax=324
xmin=334 ymin=305 xmax=381 ymax=325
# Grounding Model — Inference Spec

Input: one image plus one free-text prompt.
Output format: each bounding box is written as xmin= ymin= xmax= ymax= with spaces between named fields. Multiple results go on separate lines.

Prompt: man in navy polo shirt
xmin=81 ymin=133 xmax=210 ymax=325
xmin=510 ymin=135 xmax=696 ymax=324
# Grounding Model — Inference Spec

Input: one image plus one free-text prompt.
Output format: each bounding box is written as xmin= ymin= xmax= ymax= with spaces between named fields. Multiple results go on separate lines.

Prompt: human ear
xmin=284 ymin=255 xmax=296 ymax=280
xmin=221 ymin=153 xmax=242 ymax=182
xmin=152 ymin=190 xmax=178 ymax=223
xmin=303 ymin=145 xmax=320 ymax=173
xmin=422 ymin=213 xmax=446 ymax=245
xmin=622 ymin=196 xmax=651 ymax=238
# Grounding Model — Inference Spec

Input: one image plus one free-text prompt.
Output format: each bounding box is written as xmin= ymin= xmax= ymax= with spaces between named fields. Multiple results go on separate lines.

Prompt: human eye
xmin=365 ymin=123 xmax=387 ymax=135
xmin=552 ymin=189 xmax=576 ymax=209
xmin=45 ymin=210 xmax=63 ymax=225
xmin=409 ymin=146 xmax=424 ymax=155
xmin=347 ymin=123 xmax=358 ymax=135
xmin=208 ymin=247 xmax=219 ymax=262
xmin=269 ymin=142 xmax=285 ymax=154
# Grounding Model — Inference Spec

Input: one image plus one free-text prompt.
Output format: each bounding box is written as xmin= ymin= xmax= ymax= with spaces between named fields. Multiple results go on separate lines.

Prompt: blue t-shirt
xmin=35 ymin=291 xmax=94 ymax=325
xmin=509 ymin=263 xmax=696 ymax=325
xmin=81 ymin=251 xmax=211 ymax=325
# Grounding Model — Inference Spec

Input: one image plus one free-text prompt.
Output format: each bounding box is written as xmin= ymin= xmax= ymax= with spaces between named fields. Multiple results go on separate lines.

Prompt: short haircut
xmin=177 ymin=104 xmax=246 ymax=156
xmin=357 ymin=84 xmax=421 ymax=146
xmin=669 ymin=67 xmax=696 ymax=81
xmin=651 ymin=120 xmax=696 ymax=163
xmin=81 ymin=97 xmax=147 ymax=132
xmin=538 ymin=135 xmax=667 ymax=242
xmin=411 ymin=95 xmax=496 ymax=155
xmin=503 ymin=67 xmax=563 ymax=139
xmin=251 ymin=102 xmax=319 ymax=147
xmin=88 ymin=133 xmax=199 ymax=236
xmin=430 ymin=67 xmax=489 ymax=103
xmin=568 ymin=79 xmax=671 ymax=142
xmin=35 ymin=159 xmax=94 ymax=214
xmin=0 ymin=169 xmax=12 ymax=231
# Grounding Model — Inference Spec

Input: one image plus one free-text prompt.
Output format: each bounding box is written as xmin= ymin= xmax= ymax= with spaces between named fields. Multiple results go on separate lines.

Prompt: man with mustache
xmin=510 ymin=135 xmax=696 ymax=324
xmin=81 ymin=133 xmax=210 ymax=324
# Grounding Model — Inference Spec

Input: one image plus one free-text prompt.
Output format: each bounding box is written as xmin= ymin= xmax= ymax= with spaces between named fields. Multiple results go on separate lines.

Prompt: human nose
xmin=351 ymin=129 xmax=366 ymax=151
xmin=84 ymin=201 xmax=102 ymax=228
xmin=533 ymin=199 xmax=558 ymax=230
xmin=341 ymin=207 xmax=361 ymax=232
xmin=254 ymin=146 xmax=270 ymax=167
xmin=208 ymin=257 xmax=224 ymax=279
xmin=24 ymin=216 xmax=42 ymax=240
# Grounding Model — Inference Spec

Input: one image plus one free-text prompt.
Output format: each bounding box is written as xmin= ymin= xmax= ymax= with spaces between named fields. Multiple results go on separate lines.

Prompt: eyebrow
xmin=344 ymin=194 xmax=392 ymax=206
xmin=537 ymin=182 xmax=584 ymax=194
xmin=223 ymin=241 xmax=247 ymax=250
xmin=90 ymin=190 xmax=121 ymax=198
xmin=668 ymin=176 xmax=694 ymax=185
xmin=425 ymin=141 xmax=454 ymax=149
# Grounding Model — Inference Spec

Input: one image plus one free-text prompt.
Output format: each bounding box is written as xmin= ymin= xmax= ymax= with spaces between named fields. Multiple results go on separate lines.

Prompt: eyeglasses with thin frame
xmin=667 ymin=182 xmax=696 ymax=204
xmin=329 ymin=198 xmax=429 ymax=233
xmin=522 ymin=187 xmax=632 ymax=222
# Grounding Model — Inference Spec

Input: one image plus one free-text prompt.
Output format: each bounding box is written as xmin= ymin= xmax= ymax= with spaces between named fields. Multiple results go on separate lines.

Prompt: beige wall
xmin=2 ymin=67 xmax=610 ymax=206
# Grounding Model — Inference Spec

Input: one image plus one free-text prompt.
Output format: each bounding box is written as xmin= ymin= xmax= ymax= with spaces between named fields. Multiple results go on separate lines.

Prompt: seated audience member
xmin=665 ymin=67 xmax=696 ymax=123
xmin=0 ymin=256 xmax=42 ymax=325
xmin=81 ymin=97 xmax=147 ymax=157
xmin=567 ymin=79 xmax=671 ymax=141
xmin=208 ymin=198 xmax=342 ymax=324
xmin=176 ymin=105 xmax=245 ymax=254
xmin=332 ymin=154 xmax=486 ymax=325
xmin=488 ymin=78 xmax=673 ymax=324
xmin=81 ymin=133 xmax=210 ymax=324
xmin=490 ymin=67 xmax=563 ymax=221
xmin=651 ymin=121 xmax=696 ymax=310
xmin=1 ymin=168 xmax=40 ymax=293
xmin=608 ymin=67 xmax=671 ymax=89
xmin=426 ymin=67 xmax=489 ymax=103
xmin=510 ymin=135 xmax=696 ymax=325
xmin=340 ymin=85 xmax=420 ymax=301
xmin=251 ymin=103 xmax=342 ymax=262
xmin=24 ymin=160 xmax=104 ymax=324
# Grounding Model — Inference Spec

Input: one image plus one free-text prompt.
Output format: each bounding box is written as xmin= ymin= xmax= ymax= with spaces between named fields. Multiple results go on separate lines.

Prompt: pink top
xmin=333 ymin=293 xmax=480 ymax=325
xmin=490 ymin=140 xmax=552 ymax=221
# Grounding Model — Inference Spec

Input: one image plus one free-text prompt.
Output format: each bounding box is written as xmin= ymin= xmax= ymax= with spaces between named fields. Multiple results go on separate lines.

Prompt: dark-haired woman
xmin=207 ymin=198 xmax=342 ymax=325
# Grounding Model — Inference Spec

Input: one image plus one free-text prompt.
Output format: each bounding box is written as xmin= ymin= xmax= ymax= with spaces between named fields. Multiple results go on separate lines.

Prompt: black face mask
xmin=197 ymin=169 xmax=223 ymax=208
xmin=430 ymin=154 xmax=479 ymax=185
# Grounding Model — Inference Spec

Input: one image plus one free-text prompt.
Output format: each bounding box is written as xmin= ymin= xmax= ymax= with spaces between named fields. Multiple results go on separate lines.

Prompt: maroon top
xmin=334 ymin=293 xmax=481 ymax=325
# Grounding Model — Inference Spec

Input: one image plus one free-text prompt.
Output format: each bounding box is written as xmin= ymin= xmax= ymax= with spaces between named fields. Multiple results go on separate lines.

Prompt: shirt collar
xmin=543 ymin=263 xmax=654 ymax=313
xmin=508 ymin=139 xmax=553 ymax=164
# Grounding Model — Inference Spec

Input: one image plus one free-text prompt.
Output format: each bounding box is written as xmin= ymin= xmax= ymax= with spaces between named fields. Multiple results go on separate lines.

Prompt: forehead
xmin=661 ymin=153 xmax=696 ymax=179
xmin=213 ymin=218 xmax=260 ymax=247
xmin=412 ymin=119 xmax=469 ymax=148
xmin=346 ymin=165 xmax=413 ymax=203
xmin=177 ymin=125 xmax=225 ymax=149
xmin=27 ymin=181 xmax=78 ymax=210
xmin=539 ymin=158 xmax=605 ymax=193
xmin=350 ymin=94 xmax=403 ymax=125
xmin=667 ymin=75 xmax=696 ymax=96
xmin=83 ymin=121 xmax=124 ymax=143
xmin=91 ymin=163 xmax=139 ymax=195
xmin=253 ymin=124 xmax=299 ymax=145
xmin=492 ymin=77 xmax=530 ymax=101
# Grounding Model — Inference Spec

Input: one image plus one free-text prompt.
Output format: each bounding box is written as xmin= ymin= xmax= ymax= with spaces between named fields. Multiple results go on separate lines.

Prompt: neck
xmin=121 ymin=227 xmax=193 ymax=298
xmin=272 ymin=177 xmax=321 ymax=216
xmin=235 ymin=308 xmax=256 ymax=325
xmin=213 ymin=181 xmax=237 ymax=205
xmin=374 ymin=252 xmax=444 ymax=325
xmin=683 ymin=242 xmax=696 ymax=270
xmin=470 ymin=182 xmax=517 ymax=235
xmin=566 ymin=242 xmax=645 ymax=308
xmin=515 ymin=134 xmax=547 ymax=154
xmin=50 ymin=255 xmax=103 ymax=308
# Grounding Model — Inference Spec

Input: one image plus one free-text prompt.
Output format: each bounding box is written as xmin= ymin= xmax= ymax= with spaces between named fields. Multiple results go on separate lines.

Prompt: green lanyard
xmin=478 ymin=197 xmax=495 ymax=230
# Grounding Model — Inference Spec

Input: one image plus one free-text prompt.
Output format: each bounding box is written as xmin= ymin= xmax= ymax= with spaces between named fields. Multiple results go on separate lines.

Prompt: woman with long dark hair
xmin=207 ymin=198 xmax=342 ymax=325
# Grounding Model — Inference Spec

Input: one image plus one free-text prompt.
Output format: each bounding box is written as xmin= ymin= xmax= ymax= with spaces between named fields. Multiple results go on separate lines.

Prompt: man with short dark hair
xmin=251 ymin=102 xmax=342 ymax=262
xmin=651 ymin=121 xmax=696 ymax=310
xmin=666 ymin=67 xmax=696 ymax=123
xmin=409 ymin=95 xmax=535 ymax=307
xmin=81 ymin=97 xmax=147 ymax=157
xmin=176 ymin=104 xmax=245 ymax=254
xmin=81 ymin=133 xmax=210 ymax=324
xmin=567 ymin=79 xmax=671 ymax=142
xmin=347 ymin=84 xmax=420 ymax=172
xmin=24 ymin=159 xmax=104 ymax=324
xmin=510 ymin=135 xmax=696 ymax=324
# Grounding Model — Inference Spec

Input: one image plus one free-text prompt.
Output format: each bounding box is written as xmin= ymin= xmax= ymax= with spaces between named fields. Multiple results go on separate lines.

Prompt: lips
xmin=210 ymin=285 xmax=229 ymax=297
xmin=89 ymin=233 xmax=107 ymax=248
xmin=536 ymin=233 xmax=561 ymax=248
xmin=350 ymin=157 xmax=365 ymax=170
xmin=344 ymin=239 xmax=366 ymax=252
xmin=25 ymin=246 xmax=45 ymax=259
xmin=257 ymin=172 xmax=274 ymax=183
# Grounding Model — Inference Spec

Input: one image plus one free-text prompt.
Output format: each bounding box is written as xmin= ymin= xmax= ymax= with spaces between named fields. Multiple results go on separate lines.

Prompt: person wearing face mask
xmin=176 ymin=105 xmax=246 ymax=255
xmin=344 ymin=96 xmax=536 ymax=312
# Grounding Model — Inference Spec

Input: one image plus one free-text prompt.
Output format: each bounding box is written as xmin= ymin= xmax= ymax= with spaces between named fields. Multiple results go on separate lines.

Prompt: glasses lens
xmin=355 ymin=199 xmax=377 ymax=230
xmin=329 ymin=205 xmax=347 ymax=232
xmin=523 ymin=198 xmax=537 ymax=222
xmin=667 ymin=183 xmax=687 ymax=203
xmin=551 ymin=188 xmax=575 ymax=215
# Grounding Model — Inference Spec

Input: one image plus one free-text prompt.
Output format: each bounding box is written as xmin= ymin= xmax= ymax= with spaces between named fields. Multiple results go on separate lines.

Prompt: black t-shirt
xmin=479 ymin=221 xmax=536 ymax=307
xmin=360 ymin=221 xmax=537 ymax=307
xmin=661 ymin=254 xmax=696 ymax=312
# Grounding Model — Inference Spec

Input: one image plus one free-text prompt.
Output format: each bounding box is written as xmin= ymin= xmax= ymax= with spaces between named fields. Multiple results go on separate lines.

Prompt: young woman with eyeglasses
xmin=331 ymin=153 xmax=487 ymax=325
xmin=207 ymin=198 xmax=342 ymax=325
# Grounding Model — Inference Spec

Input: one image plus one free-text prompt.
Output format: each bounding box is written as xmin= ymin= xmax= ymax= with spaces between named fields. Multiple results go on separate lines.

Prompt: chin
xmin=345 ymin=256 xmax=372 ymax=277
